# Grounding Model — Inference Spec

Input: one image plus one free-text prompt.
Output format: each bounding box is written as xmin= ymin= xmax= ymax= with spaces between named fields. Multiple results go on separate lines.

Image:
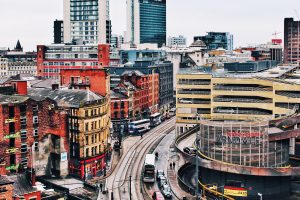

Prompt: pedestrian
xmin=99 ymin=183 xmax=103 ymax=192
xmin=172 ymin=162 xmax=175 ymax=169
xmin=169 ymin=162 xmax=172 ymax=169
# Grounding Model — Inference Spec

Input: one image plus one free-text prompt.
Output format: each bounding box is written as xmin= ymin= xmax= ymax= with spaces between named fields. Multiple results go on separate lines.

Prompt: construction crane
xmin=272 ymin=31 xmax=281 ymax=39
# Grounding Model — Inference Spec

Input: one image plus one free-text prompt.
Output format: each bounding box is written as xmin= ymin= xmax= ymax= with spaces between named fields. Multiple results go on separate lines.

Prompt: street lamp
xmin=258 ymin=192 xmax=263 ymax=200
xmin=195 ymin=113 xmax=200 ymax=199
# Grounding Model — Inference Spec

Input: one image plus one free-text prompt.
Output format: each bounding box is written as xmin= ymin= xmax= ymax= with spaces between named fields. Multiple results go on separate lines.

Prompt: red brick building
xmin=0 ymin=176 xmax=14 ymax=200
xmin=60 ymin=68 xmax=110 ymax=97
xmin=0 ymin=82 xmax=68 ymax=177
xmin=36 ymin=44 xmax=110 ymax=79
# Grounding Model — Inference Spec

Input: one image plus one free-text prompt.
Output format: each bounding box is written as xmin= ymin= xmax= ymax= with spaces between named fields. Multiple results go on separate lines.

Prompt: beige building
xmin=176 ymin=65 xmax=300 ymax=135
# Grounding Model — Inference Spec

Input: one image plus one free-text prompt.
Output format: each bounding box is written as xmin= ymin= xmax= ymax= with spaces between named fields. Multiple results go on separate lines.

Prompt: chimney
xmin=12 ymin=81 xmax=27 ymax=95
xmin=52 ymin=84 xmax=59 ymax=90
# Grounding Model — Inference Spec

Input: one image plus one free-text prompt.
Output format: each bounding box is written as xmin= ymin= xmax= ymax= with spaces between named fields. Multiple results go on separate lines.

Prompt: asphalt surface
xmin=144 ymin=131 xmax=176 ymax=199
xmin=100 ymin=118 xmax=175 ymax=200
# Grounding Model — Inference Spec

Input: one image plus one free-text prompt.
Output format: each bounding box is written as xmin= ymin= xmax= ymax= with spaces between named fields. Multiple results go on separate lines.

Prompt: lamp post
xmin=196 ymin=113 xmax=200 ymax=199
xmin=258 ymin=193 xmax=263 ymax=200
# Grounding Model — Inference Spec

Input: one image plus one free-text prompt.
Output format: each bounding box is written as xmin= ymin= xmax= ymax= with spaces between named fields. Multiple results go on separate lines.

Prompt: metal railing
xmin=214 ymin=97 xmax=272 ymax=103
xmin=214 ymin=85 xmax=272 ymax=92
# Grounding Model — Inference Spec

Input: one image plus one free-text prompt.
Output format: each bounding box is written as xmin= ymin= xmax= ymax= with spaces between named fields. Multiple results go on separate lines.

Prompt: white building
xmin=164 ymin=40 xmax=207 ymax=90
xmin=7 ymin=62 xmax=37 ymax=76
xmin=0 ymin=58 xmax=37 ymax=76
xmin=167 ymin=35 xmax=187 ymax=47
xmin=63 ymin=0 xmax=111 ymax=44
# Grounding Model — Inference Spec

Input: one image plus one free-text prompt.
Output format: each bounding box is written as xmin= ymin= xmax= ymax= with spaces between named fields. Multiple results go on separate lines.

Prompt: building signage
xmin=61 ymin=152 xmax=68 ymax=162
xmin=224 ymin=187 xmax=248 ymax=197
xmin=216 ymin=131 xmax=263 ymax=145
xmin=6 ymin=164 xmax=19 ymax=171
xmin=4 ymin=132 xmax=20 ymax=139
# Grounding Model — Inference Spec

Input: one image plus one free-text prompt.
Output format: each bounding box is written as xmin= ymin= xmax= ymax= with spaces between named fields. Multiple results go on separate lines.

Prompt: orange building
xmin=60 ymin=68 xmax=110 ymax=97
xmin=37 ymin=44 xmax=110 ymax=79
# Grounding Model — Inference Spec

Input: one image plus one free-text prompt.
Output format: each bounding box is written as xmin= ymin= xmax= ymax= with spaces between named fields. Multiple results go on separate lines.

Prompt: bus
xmin=150 ymin=113 xmax=162 ymax=127
xmin=128 ymin=119 xmax=150 ymax=135
xmin=143 ymin=154 xmax=156 ymax=183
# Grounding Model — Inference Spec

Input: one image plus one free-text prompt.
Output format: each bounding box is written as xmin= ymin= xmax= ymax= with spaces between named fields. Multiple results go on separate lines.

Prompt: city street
xmin=99 ymin=117 xmax=175 ymax=200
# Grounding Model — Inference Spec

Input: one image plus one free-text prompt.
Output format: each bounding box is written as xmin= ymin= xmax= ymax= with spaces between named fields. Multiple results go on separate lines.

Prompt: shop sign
xmin=6 ymin=164 xmax=19 ymax=171
xmin=216 ymin=131 xmax=263 ymax=145
xmin=61 ymin=152 xmax=68 ymax=162
xmin=224 ymin=187 xmax=248 ymax=197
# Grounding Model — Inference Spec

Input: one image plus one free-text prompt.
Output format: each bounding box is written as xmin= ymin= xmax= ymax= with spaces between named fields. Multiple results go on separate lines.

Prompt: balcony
xmin=6 ymin=148 xmax=19 ymax=154
xmin=6 ymin=164 xmax=19 ymax=171
xmin=4 ymin=132 xmax=20 ymax=139
xmin=5 ymin=118 xmax=16 ymax=124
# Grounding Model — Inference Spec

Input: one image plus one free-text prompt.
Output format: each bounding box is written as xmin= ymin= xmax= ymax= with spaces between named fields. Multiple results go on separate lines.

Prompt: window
xmin=33 ymin=116 xmax=38 ymax=124
xmin=85 ymin=123 xmax=89 ymax=131
xmin=114 ymin=102 xmax=118 ymax=108
xmin=85 ymin=148 xmax=89 ymax=157
xmin=33 ymin=105 xmax=38 ymax=112
xmin=121 ymin=102 xmax=125 ymax=108
xmin=33 ymin=129 xmax=38 ymax=137
xmin=21 ymin=130 xmax=27 ymax=139
xmin=21 ymin=144 xmax=27 ymax=153
xmin=114 ymin=111 xmax=118 ymax=119
xmin=34 ymin=142 xmax=38 ymax=151
xmin=86 ymin=136 xmax=89 ymax=145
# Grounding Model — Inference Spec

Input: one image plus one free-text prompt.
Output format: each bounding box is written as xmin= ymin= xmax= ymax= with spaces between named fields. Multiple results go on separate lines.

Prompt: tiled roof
xmin=27 ymin=88 xmax=103 ymax=108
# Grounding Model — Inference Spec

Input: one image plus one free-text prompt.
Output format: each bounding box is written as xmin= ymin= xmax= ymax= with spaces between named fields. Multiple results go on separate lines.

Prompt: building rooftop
xmin=11 ymin=174 xmax=37 ymax=197
xmin=27 ymin=88 xmax=103 ymax=108
xmin=111 ymin=90 xmax=128 ymax=99
xmin=0 ymin=94 xmax=29 ymax=105
xmin=178 ymin=64 xmax=300 ymax=84
xmin=30 ymin=78 xmax=59 ymax=89
xmin=0 ymin=176 xmax=14 ymax=186
xmin=121 ymin=70 xmax=144 ymax=76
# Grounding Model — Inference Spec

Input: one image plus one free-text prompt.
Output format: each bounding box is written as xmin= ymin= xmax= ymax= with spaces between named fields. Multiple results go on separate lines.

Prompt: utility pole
xmin=196 ymin=114 xmax=199 ymax=200
xmin=83 ymin=135 xmax=86 ymax=181
xmin=129 ymin=176 xmax=132 ymax=200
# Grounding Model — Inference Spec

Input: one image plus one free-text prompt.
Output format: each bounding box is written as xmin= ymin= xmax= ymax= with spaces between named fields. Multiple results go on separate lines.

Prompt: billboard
xmin=224 ymin=186 xmax=248 ymax=197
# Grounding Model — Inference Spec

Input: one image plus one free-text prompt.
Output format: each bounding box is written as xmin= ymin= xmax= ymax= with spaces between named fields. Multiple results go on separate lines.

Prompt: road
xmin=144 ymin=131 xmax=176 ymax=199
xmin=177 ymin=133 xmax=196 ymax=152
xmin=103 ymin=118 xmax=176 ymax=200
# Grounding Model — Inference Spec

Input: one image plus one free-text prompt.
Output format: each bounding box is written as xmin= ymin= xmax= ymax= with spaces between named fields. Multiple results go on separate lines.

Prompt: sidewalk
xmin=168 ymin=145 xmax=195 ymax=200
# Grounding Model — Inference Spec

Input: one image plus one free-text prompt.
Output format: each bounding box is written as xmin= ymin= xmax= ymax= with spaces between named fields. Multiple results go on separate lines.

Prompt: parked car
xmin=152 ymin=191 xmax=165 ymax=200
xmin=156 ymin=170 xmax=165 ymax=181
xmin=159 ymin=176 xmax=168 ymax=187
xmin=183 ymin=147 xmax=197 ymax=156
xmin=161 ymin=184 xmax=172 ymax=198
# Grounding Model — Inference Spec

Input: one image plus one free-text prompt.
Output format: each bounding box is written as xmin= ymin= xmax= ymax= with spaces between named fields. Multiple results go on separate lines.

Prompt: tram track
xmin=110 ymin=117 xmax=176 ymax=200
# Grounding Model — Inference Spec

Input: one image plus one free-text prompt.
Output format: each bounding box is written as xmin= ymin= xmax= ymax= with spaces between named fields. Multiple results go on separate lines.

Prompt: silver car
xmin=161 ymin=184 xmax=172 ymax=198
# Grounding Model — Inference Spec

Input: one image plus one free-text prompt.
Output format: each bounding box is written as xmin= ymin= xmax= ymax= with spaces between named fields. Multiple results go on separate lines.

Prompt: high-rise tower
xmin=63 ymin=0 xmax=111 ymax=44
xmin=126 ymin=0 xmax=166 ymax=47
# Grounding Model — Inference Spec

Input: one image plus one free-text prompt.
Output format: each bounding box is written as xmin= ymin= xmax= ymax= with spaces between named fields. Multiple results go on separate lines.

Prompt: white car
xmin=161 ymin=184 xmax=172 ymax=198
xmin=156 ymin=170 xmax=165 ymax=181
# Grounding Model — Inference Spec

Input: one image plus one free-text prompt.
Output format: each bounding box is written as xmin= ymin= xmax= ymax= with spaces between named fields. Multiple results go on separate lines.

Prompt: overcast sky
xmin=0 ymin=0 xmax=299 ymax=51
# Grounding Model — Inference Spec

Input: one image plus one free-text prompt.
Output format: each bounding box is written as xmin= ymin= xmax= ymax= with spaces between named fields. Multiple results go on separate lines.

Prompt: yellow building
xmin=28 ymin=88 xmax=111 ymax=179
xmin=176 ymin=65 xmax=300 ymax=135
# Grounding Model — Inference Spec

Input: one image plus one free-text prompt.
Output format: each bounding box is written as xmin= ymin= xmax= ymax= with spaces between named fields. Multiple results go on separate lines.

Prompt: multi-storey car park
xmin=176 ymin=64 xmax=300 ymax=135
xmin=175 ymin=63 xmax=300 ymax=199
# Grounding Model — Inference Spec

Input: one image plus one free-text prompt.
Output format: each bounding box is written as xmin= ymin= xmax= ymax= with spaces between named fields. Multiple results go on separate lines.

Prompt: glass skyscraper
xmin=126 ymin=0 xmax=166 ymax=47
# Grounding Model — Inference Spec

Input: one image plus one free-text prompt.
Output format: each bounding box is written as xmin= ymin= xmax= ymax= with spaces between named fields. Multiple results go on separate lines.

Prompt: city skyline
xmin=0 ymin=0 xmax=299 ymax=50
